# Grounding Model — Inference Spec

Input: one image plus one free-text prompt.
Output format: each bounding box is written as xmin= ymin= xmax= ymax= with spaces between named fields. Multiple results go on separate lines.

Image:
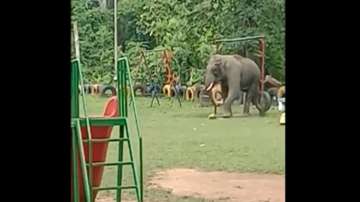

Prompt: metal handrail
xmin=122 ymin=57 xmax=144 ymax=201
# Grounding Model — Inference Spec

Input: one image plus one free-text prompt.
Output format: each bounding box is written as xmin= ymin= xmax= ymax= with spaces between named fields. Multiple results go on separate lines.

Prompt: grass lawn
xmin=80 ymin=96 xmax=285 ymax=201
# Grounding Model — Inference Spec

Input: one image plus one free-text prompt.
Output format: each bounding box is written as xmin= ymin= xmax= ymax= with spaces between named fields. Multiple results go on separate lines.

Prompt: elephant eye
xmin=212 ymin=68 xmax=220 ymax=76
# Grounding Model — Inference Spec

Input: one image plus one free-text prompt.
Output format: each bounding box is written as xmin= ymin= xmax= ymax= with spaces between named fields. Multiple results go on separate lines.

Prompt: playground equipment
xmin=277 ymin=86 xmax=285 ymax=111
xmin=133 ymin=82 xmax=161 ymax=97
xmin=263 ymin=75 xmax=283 ymax=106
xmin=72 ymin=57 xmax=143 ymax=202
xmin=162 ymin=49 xmax=174 ymax=86
xmin=133 ymin=81 xmax=161 ymax=107
xmin=81 ymin=84 xmax=117 ymax=97
xmin=214 ymin=36 xmax=272 ymax=114
xmin=185 ymin=86 xmax=196 ymax=101
xmin=159 ymin=49 xmax=183 ymax=107
xmin=277 ymin=85 xmax=285 ymax=125
xmin=71 ymin=1 xmax=143 ymax=201
xmin=132 ymin=48 xmax=162 ymax=88
xmin=71 ymin=57 xmax=143 ymax=202
xmin=131 ymin=47 xmax=184 ymax=107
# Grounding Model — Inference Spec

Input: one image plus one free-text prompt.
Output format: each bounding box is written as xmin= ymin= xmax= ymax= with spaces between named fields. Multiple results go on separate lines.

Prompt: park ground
xmin=80 ymin=96 xmax=285 ymax=202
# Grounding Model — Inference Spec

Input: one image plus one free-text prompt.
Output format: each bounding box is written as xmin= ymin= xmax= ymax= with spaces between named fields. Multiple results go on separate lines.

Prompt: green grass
xmin=80 ymin=96 xmax=285 ymax=201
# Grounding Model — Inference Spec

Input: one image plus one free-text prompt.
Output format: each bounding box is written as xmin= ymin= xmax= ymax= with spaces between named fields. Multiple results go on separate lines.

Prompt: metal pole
xmin=113 ymin=4 xmax=126 ymax=202
xmin=125 ymin=58 xmax=144 ymax=202
xmin=76 ymin=120 xmax=92 ymax=202
xmin=73 ymin=22 xmax=80 ymax=60
xmin=73 ymin=21 xmax=93 ymax=201
xmin=214 ymin=35 xmax=265 ymax=43
xmin=72 ymin=127 xmax=79 ymax=202
xmin=259 ymin=39 xmax=265 ymax=94
xmin=114 ymin=0 xmax=118 ymax=76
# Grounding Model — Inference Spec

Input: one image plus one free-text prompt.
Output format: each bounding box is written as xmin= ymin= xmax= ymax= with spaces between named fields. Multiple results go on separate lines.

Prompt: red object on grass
xmin=72 ymin=96 xmax=118 ymax=202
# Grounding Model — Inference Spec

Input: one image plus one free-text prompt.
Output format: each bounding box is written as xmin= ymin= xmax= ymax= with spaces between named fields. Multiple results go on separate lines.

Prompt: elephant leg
xmin=245 ymin=84 xmax=259 ymax=115
xmin=222 ymin=90 xmax=239 ymax=118
xmin=238 ymin=91 xmax=243 ymax=105
xmin=243 ymin=92 xmax=251 ymax=114
xmin=244 ymin=93 xmax=251 ymax=115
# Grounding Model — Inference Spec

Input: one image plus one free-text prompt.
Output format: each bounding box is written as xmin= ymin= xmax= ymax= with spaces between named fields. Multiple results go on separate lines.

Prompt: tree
xmin=71 ymin=0 xmax=285 ymax=83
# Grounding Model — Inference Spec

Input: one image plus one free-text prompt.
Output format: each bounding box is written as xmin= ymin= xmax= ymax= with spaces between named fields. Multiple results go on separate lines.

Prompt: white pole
xmin=73 ymin=21 xmax=80 ymax=61
xmin=114 ymin=0 xmax=118 ymax=78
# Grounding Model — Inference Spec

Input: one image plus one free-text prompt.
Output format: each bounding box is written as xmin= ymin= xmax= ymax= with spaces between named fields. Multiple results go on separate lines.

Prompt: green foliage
xmin=72 ymin=0 xmax=285 ymax=83
xmin=123 ymin=42 xmax=164 ymax=84
xmin=71 ymin=0 xmax=114 ymax=84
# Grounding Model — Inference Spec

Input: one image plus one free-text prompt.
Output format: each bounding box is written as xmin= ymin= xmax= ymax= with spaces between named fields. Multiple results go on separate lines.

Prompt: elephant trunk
xmin=204 ymin=71 xmax=216 ymax=92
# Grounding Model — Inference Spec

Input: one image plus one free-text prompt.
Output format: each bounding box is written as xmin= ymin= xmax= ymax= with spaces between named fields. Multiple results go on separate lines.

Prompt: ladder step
xmin=82 ymin=138 xmax=129 ymax=143
xmin=86 ymin=161 xmax=133 ymax=167
xmin=78 ymin=117 xmax=127 ymax=126
xmin=92 ymin=185 xmax=137 ymax=191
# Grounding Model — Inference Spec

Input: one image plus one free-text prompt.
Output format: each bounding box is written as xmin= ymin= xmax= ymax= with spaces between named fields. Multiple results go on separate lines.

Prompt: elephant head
xmin=204 ymin=55 xmax=226 ymax=92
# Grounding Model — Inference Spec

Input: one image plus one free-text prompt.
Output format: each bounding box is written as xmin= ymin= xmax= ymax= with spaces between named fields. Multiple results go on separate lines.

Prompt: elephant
xmin=204 ymin=54 xmax=270 ymax=117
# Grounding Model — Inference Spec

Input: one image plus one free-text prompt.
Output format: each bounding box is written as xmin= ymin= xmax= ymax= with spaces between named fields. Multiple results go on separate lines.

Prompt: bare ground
xmin=96 ymin=194 xmax=134 ymax=202
xmin=149 ymin=168 xmax=285 ymax=202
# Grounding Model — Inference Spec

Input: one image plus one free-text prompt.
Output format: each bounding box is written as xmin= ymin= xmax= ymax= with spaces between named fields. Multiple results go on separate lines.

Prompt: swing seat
xmin=73 ymin=96 xmax=118 ymax=202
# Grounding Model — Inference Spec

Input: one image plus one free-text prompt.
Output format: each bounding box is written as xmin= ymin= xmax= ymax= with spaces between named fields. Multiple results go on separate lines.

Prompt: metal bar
xmin=93 ymin=186 xmax=137 ymax=191
xmin=116 ymin=59 xmax=126 ymax=202
xmin=86 ymin=161 xmax=133 ymax=167
xmin=71 ymin=120 xmax=76 ymax=128
xmin=116 ymin=124 xmax=125 ymax=202
xmin=114 ymin=0 xmax=118 ymax=79
xmin=123 ymin=57 xmax=142 ymax=139
xmin=259 ymin=39 xmax=265 ymax=94
xmin=82 ymin=138 xmax=128 ymax=143
xmin=75 ymin=120 xmax=92 ymax=202
xmin=117 ymin=60 xmax=122 ymax=115
xmin=73 ymin=22 xmax=80 ymax=61
xmin=122 ymin=59 xmax=128 ymax=117
xmin=123 ymin=57 xmax=144 ymax=201
xmin=139 ymin=138 xmax=143 ymax=202
xmin=78 ymin=117 xmax=126 ymax=126
xmin=213 ymin=35 xmax=265 ymax=43
xmin=115 ymin=48 xmax=125 ymax=202
xmin=73 ymin=22 xmax=93 ymax=200
xmin=71 ymin=60 xmax=79 ymax=118
xmin=124 ymin=125 xmax=141 ymax=201
xmin=117 ymin=55 xmax=130 ymax=201
xmin=72 ymin=127 xmax=79 ymax=202
xmin=143 ymin=48 xmax=166 ymax=53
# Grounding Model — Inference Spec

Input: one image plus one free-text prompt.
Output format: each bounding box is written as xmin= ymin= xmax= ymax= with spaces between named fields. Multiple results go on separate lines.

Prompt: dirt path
xmin=149 ymin=168 xmax=285 ymax=202
xmin=96 ymin=194 xmax=134 ymax=202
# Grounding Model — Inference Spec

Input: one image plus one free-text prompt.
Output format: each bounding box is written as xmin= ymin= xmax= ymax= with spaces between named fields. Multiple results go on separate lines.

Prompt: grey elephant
xmin=204 ymin=54 xmax=270 ymax=117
